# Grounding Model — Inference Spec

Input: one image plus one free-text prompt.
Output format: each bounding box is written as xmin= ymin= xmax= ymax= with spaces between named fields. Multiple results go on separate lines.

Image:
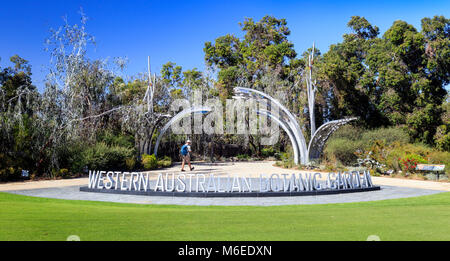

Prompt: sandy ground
xmin=0 ymin=161 xmax=449 ymax=192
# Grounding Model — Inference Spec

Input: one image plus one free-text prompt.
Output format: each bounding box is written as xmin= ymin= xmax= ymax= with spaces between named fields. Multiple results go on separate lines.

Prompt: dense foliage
xmin=323 ymin=125 xmax=450 ymax=176
xmin=318 ymin=16 xmax=449 ymax=144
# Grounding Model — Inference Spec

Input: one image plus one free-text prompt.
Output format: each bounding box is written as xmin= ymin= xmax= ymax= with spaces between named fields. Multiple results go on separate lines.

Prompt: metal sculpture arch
xmin=233 ymin=87 xmax=309 ymax=164
xmin=233 ymin=87 xmax=356 ymax=165
xmin=153 ymin=87 xmax=356 ymax=165
xmin=307 ymin=117 xmax=358 ymax=161
xmin=153 ymin=106 xmax=212 ymax=157
xmin=256 ymin=109 xmax=300 ymax=165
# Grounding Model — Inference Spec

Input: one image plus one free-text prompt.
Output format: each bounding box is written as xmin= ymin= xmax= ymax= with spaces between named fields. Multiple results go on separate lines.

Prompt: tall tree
xmin=204 ymin=16 xmax=299 ymax=99
xmin=318 ymin=15 xmax=449 ymax=145
xmin=0 ymin=55 xmax=39 ymax=176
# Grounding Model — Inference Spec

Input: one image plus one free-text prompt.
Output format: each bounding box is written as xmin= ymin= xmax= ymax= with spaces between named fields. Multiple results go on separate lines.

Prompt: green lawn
xmin=0 ymin=191 xmax=449 ymax=241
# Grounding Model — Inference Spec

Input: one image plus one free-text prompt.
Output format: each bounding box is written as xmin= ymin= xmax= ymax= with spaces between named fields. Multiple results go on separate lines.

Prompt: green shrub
xmin=434 ymin=125 xmax=450 ymax=152
xmin=274 ymin=151 xmax=296 ymax=169
xmin=157 ymin=156 xmax=172 ymax=168
xmin=282 ymin=160 xmax=294 ymax=169
xmin=66 ymin=142 xmax=86 ymax=173
xmin=142 ymin=154 xmax=158 ymax=170
xmin=324 ymin=127 xmax=415 ymax=170
xmin=97 ymin=131 xmax=135 ymax=148
xmin=236 ymin=154 xmax=250 ymax=161
xmin=399 ymin=143 xmax=432 ymax=157
xmin=360 ymin=127 xmax=409 ymax=148
xmin=82 ymin=142 xmax=134 ymax=170
xmin=428 ymin=150 xmax=450 ymax=175
xmin=274 ymin=152 xmax=282 ymax=160
xmin=380 ymin=143 xmax=446 ymax=174
xmin=51 ymin=168 xmax=70 ymax=178
xmin=385 ymin=146 xmax=404 ymax=172
xmin=0 ymin=167 xmax=21 ymax=182
xmin=125 ymin=157 xmax=136 ymax=170
xmin=261 ymin=147 xmax=275 ymax=157
xmin=323 ymin=138 xmax=361 ymax=165
xmin=436 ymin=133 xmax=450 ymax=152
xmin=280 ymin=152 xmax=290 ymax=162
xmin=330 ymin=125 xmax=362 ymax=141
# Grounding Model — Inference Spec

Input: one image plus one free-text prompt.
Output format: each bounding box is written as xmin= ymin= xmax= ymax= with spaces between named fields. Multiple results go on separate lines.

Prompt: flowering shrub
xmin=399 ymin=154 xmax=427 ymax=172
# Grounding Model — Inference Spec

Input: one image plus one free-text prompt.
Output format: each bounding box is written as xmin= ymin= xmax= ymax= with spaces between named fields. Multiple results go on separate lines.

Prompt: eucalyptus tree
xmin=318 ymin=15 xmax=449 ymax=145
xmin=0 ymin=55 xmax=40 ymax=174
xmin=203 ymin=16 xmax=304 ymax=154
xmin=114 ymin=60 xmax=171 ymax=156
xmin=34 ymin=10 xmax=131 ymax=174
xmin=158 ymin=61 xmax=222 ymax=157
xmin=435 ymin=94 xmax=449 ymax=151
xmin=204 ymin=16 xmax=300 ymax=99
xmin=366 ymin=16 xmax=448 ymax=144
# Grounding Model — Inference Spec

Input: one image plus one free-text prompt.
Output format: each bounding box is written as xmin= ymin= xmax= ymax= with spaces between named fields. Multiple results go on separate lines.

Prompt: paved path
xmin=5 ymin=185 xmax=444 ymax=206
xmin=1 ymin=161 xmax=448 ymax=191
xmin=1 ymin=161 xmax=447 ymax=206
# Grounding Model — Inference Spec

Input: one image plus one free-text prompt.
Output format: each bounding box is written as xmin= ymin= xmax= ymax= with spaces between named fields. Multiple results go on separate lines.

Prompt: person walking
xmin=180 ymin=140 xmax=194 ymax=171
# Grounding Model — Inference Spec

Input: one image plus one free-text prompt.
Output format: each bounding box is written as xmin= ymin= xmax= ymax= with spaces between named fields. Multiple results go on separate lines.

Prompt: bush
xmin=50 ymin=168 xmax=70 ymax=178
xmin=274 ymin=152 xmax=282 ymax=160
xmin=360 ymin=127 xmax=409 ymax=148
xmin=385 ymin=145 xmax=404 ymax=172
xmin=436 ymin=133 xmax=450 ymax=151
xmin=157 ymin=156 xmax=172 ymax=168
xmin=261 ymin=147 xmax=275 ymax=157
xmin=279 ymin=152 xmax=290 ymax=162
xmin=97 ymin=131 xmax=135 ymax=148
xmin=82 ymin=142 xmax=134 ymax=170
xmin=323 ymin=138 xmax=361 ymax=165
xmin=59 ymin=168 xmax=69 ymax=178
xmin=236 ymin=154 xmax=250 ymax=161
xmin=377 ymin=143 xmax=449 ymax=175
xmin=400 ymin=154 xmax=427 ymax=172
xmin=125 ymin=157 xmax=136 ymax=170
xmin=282 ymin=160 xmax=294 ymax=169
xmin=0 ymin=167 xmax=21 ymax=182
xmin=323 ymin=127 xmax=415 ymax=171
xmin=397 ymin=142 xmax=432 ymax=157
xmin=274 ymin=151 xmax=296 ymax=169
xmin=428 ymin=150 xmax=450 ymax=175
xmin=330 ymin=125 xmax=362 ymax=141
xmin=142 ymin=154 xmax=158 ymax=170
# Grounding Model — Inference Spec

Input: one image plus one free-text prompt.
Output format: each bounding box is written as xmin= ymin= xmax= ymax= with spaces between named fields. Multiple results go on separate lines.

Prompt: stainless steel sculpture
xmin=256 ymin=109 xmax=300 ymax=165
xmin=307 ymin=117 xmax=358 ymax=161
xmin=234 ymin=87 xmax=309 ymax=164
xmin=233 ymin=87 xmax=356 ymax=165
xmin=153 ymin=86 xmax=355 ymax=164
xmin=306 ymin=42 xmax=317 ymax=137
xmin=232 ymin=43 xmax=357 ymax=164
xmin=153 ymin=106 xmax=211 ymax=157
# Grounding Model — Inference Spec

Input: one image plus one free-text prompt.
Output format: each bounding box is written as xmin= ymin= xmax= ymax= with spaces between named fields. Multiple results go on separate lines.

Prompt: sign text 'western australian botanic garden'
xmin=80 ymin=171 xmax=380 ymax=197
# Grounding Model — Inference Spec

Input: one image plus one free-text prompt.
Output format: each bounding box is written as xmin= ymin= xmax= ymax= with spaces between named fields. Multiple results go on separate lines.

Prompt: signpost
xmin=21 ymin=170 xmax=29 ymax=178
xmin=416 ymin=164 xmax=446 ymax=180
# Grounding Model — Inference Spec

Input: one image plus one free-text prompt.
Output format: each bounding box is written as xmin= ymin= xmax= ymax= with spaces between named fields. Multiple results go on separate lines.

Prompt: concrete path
xmin=1 ymin=161 xmax=448 ymax=191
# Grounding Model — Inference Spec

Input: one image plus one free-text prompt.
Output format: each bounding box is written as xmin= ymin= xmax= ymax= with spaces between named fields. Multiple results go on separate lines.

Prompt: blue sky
xmin=0 ymin=0 xmax=449 ymax=91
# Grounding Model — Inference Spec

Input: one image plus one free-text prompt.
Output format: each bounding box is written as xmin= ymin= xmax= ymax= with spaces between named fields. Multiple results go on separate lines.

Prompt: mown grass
xmin=0 ymin=191 xmax=449 ymax=241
